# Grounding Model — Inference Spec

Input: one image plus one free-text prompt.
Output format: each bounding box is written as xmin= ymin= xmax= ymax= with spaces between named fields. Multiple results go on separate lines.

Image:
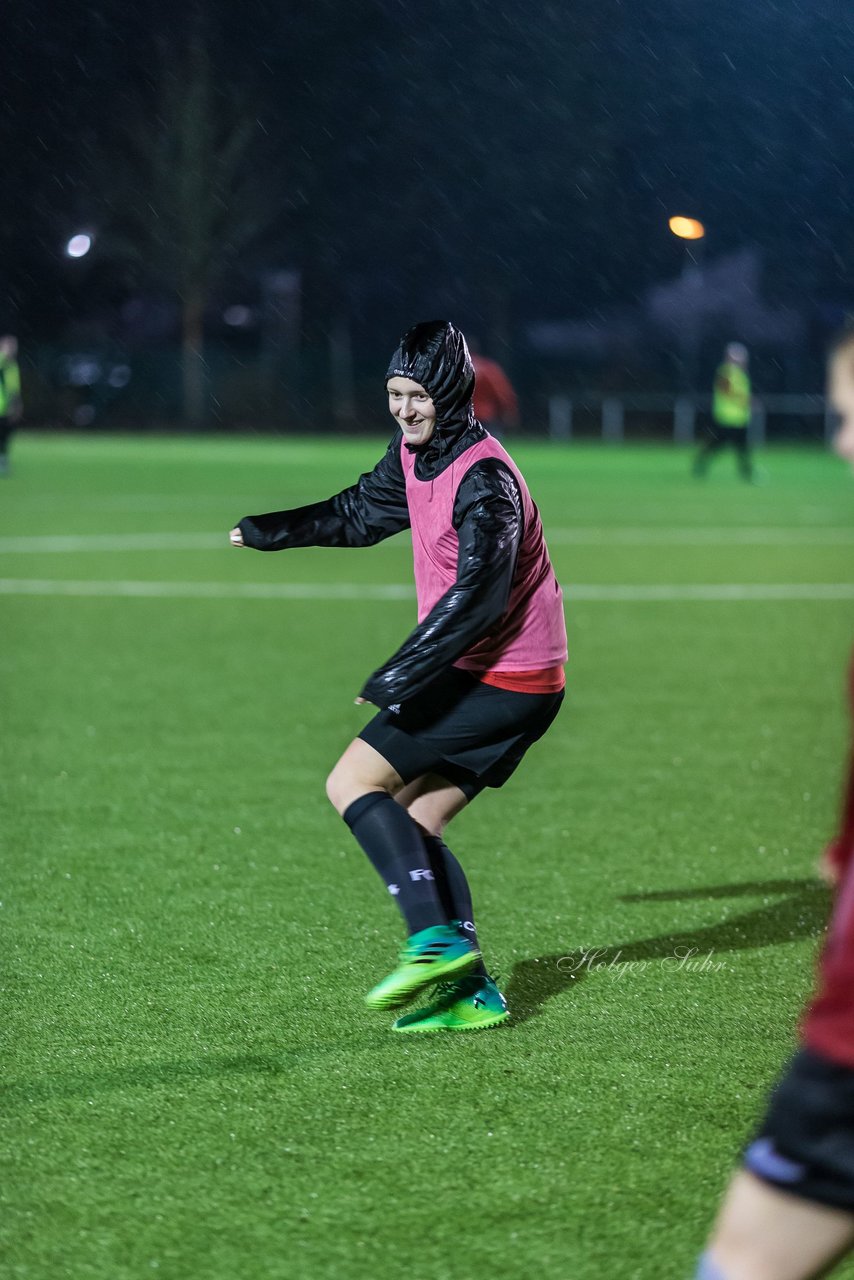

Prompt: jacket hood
xmin=385 ymin=320 xmax=476 ymax=437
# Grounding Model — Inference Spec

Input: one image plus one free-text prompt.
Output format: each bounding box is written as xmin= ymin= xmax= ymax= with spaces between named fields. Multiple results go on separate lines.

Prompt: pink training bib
xmin=401 ymin=435 xmax=567 ymax=674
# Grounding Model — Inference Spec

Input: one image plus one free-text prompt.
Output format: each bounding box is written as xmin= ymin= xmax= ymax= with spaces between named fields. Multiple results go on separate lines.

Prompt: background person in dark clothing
xmin=0 ymin=335 xmax=22 ymax=476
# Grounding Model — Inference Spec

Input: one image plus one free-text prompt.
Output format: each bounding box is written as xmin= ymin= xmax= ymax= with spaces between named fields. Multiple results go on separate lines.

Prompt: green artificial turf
xmin=2 ymin=434 xmax=854 ymax=1280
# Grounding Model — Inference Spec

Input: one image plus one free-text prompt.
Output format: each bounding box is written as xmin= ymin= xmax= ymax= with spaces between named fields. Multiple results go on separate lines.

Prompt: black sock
xmin=422 ymin=834 xmax=488 ymax=977
xmin=343 ymin=792 xmax=449 ymax=935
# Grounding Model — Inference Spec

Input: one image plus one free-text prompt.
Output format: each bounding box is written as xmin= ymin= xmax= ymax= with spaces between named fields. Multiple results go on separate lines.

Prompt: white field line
xmin=1 ymin=526 xmax=854 ymax=554
xmin=0 ymin=533 xmax=226 ymax=553
xmin=0 ymin=579 xmax=413 ymax=601
xmin=546 ymin=526 xmax=854 ymax=546
xmin=1 ymin=579 xmax=854 ymax=603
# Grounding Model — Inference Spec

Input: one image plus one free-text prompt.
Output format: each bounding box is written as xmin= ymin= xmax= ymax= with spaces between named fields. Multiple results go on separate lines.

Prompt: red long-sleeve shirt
xmin=802 ymin=651 xmax=854 ymax=1068
xmin=471 ymin=355 xmax=518 ymax=425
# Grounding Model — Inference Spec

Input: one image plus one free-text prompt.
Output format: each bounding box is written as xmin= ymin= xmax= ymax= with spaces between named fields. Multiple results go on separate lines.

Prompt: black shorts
xmin=743 ymin=1047 xmax=854 ymax=1212
xmin=707 ymin=424 xmax=750 ymax=446
xmin=359 ymin=666 xmax=564 ymax=800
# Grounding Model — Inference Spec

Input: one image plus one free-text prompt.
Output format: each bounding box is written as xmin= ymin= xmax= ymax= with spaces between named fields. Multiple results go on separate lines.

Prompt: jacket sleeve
xmin=360 ymin=459 xmax=523 ymax=707
xmin=236 ymin=433 xmax=410 ymax=550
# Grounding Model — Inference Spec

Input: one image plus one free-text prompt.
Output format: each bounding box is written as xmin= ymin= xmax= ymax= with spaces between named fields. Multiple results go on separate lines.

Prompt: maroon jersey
xmin=802 ymin=651 xmax=854 ymax=1069
xmin=471 ymin=355 xmax=518 ymax=424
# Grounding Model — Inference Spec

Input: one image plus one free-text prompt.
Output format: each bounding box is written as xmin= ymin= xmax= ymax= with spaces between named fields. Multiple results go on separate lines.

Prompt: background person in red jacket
xmin=469 ymin=339 xmax=520 ymax=440
xmin=693 ymin=331 xmax=854 ymax=1279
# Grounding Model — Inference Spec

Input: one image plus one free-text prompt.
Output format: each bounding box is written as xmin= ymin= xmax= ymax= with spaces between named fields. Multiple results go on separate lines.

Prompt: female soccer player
xmin=694 ymin=332 xmax=854 ymax=1278
xmin=230 ymin=320 xmax=567 ymax=1032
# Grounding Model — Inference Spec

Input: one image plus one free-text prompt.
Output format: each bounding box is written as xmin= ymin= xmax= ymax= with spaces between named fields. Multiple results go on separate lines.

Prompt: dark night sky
xmin=4 ymin=0 xmax=854 ymax=353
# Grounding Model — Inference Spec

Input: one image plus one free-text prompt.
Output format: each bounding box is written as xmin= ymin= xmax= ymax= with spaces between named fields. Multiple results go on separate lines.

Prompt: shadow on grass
xmin=505 ymin=877 xmax=831 ymax=1027
xmin=0 ymin=1053 xmax=295 ymax=1109
xmin=2 ymin=1026 xmax=392 ymax=1108
xmin=5 ymin=880 xmax=831 ymax=1101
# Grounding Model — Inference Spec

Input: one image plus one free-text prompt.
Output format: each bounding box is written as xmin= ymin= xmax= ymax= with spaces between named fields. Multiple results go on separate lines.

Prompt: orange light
xmin=668 ymin=216 xmax=706 ymax=241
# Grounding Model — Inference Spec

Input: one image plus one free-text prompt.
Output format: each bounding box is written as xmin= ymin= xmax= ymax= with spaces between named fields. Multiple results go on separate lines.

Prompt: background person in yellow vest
xmin=0 ymin=335 xmax=22 ymax=476
xmin=693 ymin=342 xmax=754 ymax=482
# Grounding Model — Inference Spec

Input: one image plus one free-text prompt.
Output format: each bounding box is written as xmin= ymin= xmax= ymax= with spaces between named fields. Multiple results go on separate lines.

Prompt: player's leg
xmin=694 ymin=426 xmax=724 ymax=476
xmin=390 ymin=772 xmax=510 ymax=1032
xmin=698 ymin=1049 xmax=854 ymax=1279
xmin=329 ymin=670 xmax=478 ymax=936
xmin=392 ymin=681 xmax=564 ymax=959
xmin=326 ymin=738 xmax=448 ymax=932
xmin=342 ymin=676 xmax=562 ymax=1016
xmin=0 ymin=416 xmax=11 ymax=475
xmin=735 ymin=431 xmax=754 ymax=482
xmin=395 ymin=772 xmax=486 ymax=968
xmin=396 ymin=771 xmax=469 ymax=837
xmin=699 ymin=1170 xmax=854 ymax=1280
xmin=326 ymin=736 xmax=405 ymax=813
xmin=326 ymin=740 xmax=480 ymax=1008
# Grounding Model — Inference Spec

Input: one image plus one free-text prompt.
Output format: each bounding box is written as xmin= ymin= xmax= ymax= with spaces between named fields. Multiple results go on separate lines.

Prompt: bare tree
xmin=101 ymin=38 xmax=276 ymax=424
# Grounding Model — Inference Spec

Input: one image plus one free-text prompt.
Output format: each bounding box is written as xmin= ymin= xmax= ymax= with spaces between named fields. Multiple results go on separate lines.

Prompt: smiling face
xmin=386 ymin=376 xmax=437 ymax=446
xmin=829 ymin=350 xmax=854 ymax=471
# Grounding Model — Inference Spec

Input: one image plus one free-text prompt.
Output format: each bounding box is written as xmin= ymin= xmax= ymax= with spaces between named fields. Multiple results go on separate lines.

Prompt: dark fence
xmin=546 ymin=393 xmax=833 ymax=445
xmin=15 ymin=342 xmax=832 ymax=442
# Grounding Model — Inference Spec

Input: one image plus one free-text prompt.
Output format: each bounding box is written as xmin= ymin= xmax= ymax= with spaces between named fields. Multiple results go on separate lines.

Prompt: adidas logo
xmin=388 ymin=703 xmax=401 ymax=714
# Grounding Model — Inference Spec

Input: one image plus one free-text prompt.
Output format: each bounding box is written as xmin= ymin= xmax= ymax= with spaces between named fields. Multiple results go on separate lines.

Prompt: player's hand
xmin=354 ymin=696 xmax=367 ymax=705
xmin=818 ymin=842 xmax=844 ymax=888
xmin=817 ymin=851 xmax=837 ymax=887
xmin=229 ymin=527 xmax=245 ymax=547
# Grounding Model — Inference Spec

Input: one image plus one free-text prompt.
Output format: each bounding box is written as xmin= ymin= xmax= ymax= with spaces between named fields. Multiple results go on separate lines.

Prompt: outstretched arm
xmin=359 ymin=459 xmax=523 ymax=707
xmin=231 ymin=433 xmax=410 ymax=551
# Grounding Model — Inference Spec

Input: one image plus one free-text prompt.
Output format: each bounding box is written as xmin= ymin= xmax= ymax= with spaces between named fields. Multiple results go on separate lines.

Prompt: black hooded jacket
xmin=237 ymin=321 xmax=525 ymax=706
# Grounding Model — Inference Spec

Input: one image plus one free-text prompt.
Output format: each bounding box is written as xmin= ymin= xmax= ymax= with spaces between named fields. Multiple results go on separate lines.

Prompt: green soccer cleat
xmin=392 ymin=973 xmax=510 ymax=1033
xmin=364 ymin=924 xmax=481 ymax=1010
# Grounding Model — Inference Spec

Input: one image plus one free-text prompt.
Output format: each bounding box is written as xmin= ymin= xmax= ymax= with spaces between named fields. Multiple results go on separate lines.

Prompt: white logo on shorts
xmin=409 ymin=868 xmax=435 ymax=882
